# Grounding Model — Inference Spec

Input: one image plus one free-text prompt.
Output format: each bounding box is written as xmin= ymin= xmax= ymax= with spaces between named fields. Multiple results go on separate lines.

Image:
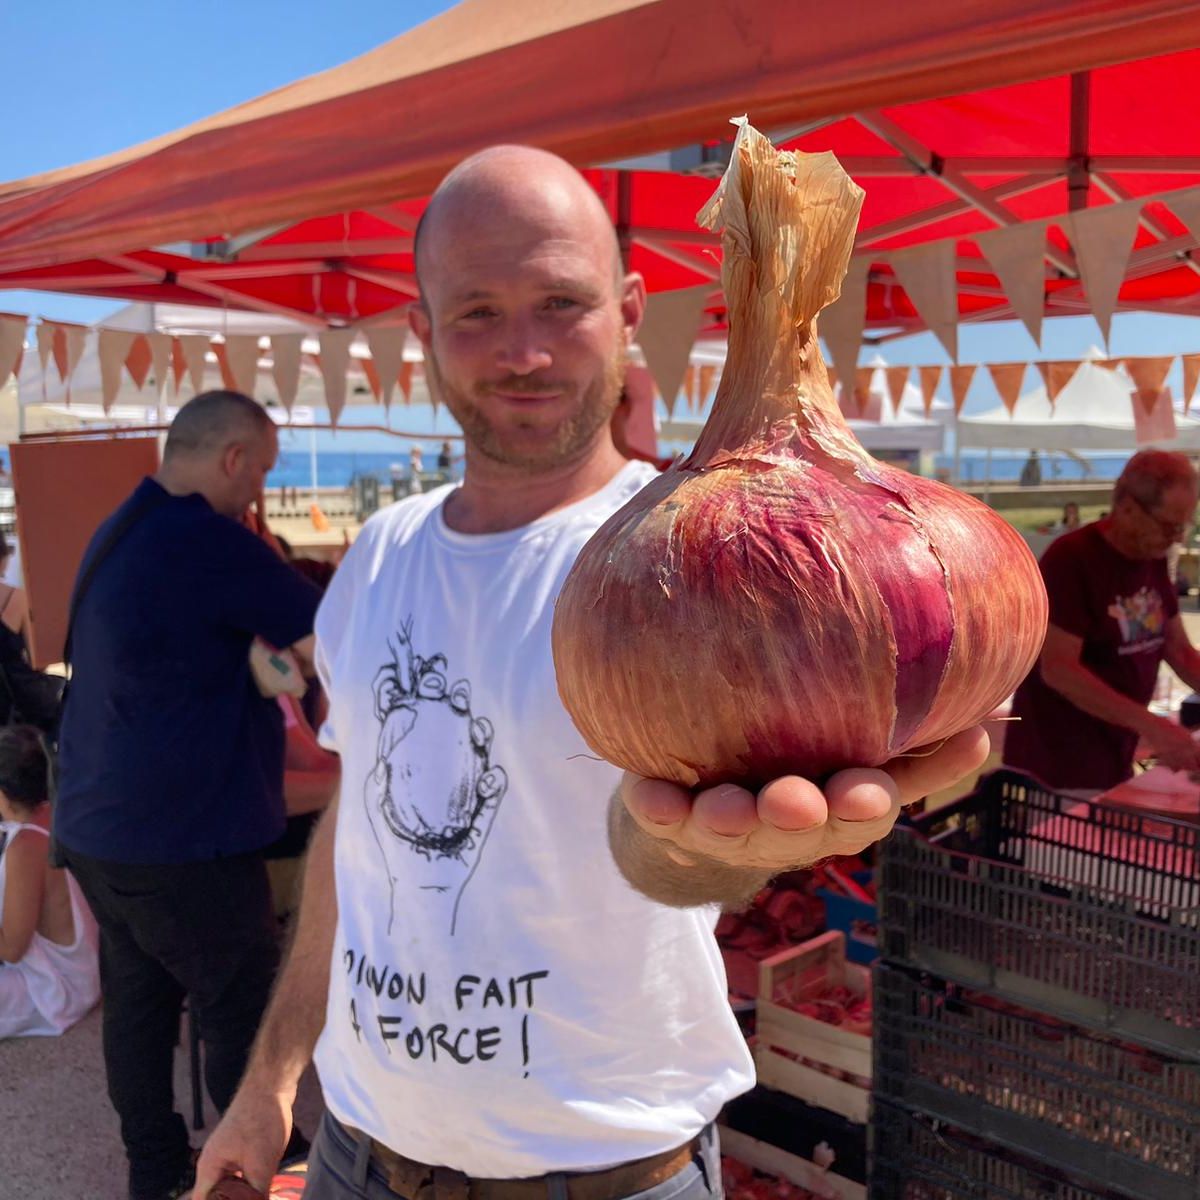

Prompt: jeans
xmin=303 ymin=1112 xmax=723 ymax=1200
xmin=63 ymin=848 xmax=279 ymax=1199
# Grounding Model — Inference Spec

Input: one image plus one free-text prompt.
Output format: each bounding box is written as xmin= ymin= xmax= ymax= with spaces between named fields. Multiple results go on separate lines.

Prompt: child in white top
xmin=0 ymin=725 xmax=99 ymax=1038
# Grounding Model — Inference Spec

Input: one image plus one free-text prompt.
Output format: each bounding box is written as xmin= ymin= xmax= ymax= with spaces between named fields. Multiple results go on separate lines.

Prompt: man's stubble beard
xmin=425 ymin=348 xmax=626 ymax=473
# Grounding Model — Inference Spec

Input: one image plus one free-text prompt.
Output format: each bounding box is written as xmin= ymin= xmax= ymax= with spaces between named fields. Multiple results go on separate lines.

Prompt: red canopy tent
xmin=0 ymin=0 xmax=1199 ymax=338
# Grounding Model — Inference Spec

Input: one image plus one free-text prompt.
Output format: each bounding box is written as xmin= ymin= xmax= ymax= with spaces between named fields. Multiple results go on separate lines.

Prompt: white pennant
xmin=1167 ymin=186 xmax=1200 ymax=247
xmin=270 ymin=334 xmax=304 ymax=413
xmin=889 ymin=241 xmax=959 ymax=362
xmin=637 ymin=285 xmax=709 ymax=417
xmin=1063 ymin=202 xmax=1142 ymax=350
xmin=97 ymin=329 xmax=137 ymax=412
xmin=365 ymin=326 xmax=409 ymax=411
xmin=318 ymin=329 xmax=355 ymax=427
xmin=819 ymin=257 xmax=870 ymax=398
xmin=0 ymin=316 xmax=24 ymax=388
xmin=222 ymin=335 xmax=261 ymax=396
xmin=177 ymin=335 xmax=210 ymax=397
xmin=976 ymin=221 xmax=1048 ymax=348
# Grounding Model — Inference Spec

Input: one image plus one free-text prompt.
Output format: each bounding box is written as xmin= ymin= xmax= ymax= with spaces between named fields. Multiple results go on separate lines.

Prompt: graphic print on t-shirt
xmin=364 ymin=619 xmax=508 ymax=935
xmin=1107 ymin=585 xmax=1167 ymax=655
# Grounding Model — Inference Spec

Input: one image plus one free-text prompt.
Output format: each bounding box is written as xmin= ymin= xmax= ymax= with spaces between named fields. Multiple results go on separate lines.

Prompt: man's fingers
xmin=823 ymin=768 xmax=898 ymax=822
xmin=755 ymin=775 xmax=831 ymax=833
xmin=620 ymin=774 xmax=691 ymax=835
xmin=884 ymin=726 xmax=991 ymax=806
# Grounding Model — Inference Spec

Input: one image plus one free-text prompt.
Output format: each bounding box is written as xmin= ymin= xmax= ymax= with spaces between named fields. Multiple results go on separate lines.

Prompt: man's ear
xmin=409 ymin=302 xmax=432 ymax=350
xmin=620 ymin=272 xmax=647 ymax=349
xmin=221 ymin=442 xmax=245 ymax=478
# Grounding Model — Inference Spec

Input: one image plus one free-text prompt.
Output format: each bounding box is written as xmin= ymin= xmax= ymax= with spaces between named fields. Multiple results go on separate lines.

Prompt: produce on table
xmin=553 ymin=118 xmax=1048 ymax=789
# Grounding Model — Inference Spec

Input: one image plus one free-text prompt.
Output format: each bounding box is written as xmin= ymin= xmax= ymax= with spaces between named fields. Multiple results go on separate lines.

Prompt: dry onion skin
xmin=552 ymin=119 xmax=1048 ymax=790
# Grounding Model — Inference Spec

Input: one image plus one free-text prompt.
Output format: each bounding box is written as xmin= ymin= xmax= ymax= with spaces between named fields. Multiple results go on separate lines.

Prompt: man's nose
xmin=496 ymin=316 xmax=552 ymax=376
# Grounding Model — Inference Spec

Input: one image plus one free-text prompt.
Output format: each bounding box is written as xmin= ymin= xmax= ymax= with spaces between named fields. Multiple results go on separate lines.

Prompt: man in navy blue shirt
xmin=56 ymin=391 xmax=322 ymax=1200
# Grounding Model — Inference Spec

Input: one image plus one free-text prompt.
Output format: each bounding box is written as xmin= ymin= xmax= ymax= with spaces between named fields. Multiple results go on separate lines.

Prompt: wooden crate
xmin=754 ymin=931 xmax=871 ymax=1124
xmin=719 ymin=1126 xmax=866 ymax=1200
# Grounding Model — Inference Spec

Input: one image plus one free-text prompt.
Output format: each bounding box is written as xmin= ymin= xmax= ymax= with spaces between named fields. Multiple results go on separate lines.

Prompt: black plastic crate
xmin=873 ymin=965 xmax=1200 ymax=1200
xmin=871 ymin=1100 xmax=1135 ymax=1199
xmin=880 ymin=769 xmax=1200 ymax=1058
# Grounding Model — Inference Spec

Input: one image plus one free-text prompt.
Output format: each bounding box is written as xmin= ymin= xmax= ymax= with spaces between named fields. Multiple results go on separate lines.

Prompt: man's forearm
xmin=607 ymin=796 xmax=773 ymax=910
xmin=1166 ymin=645 xmax=1200 ymax=694
xmin=244 ymin=796 xmax=339 ymax=1097
xmin=1041 ymin=659 xmax=1158 ymax=735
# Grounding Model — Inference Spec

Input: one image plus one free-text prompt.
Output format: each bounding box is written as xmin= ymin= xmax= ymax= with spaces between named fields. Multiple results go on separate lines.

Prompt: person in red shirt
xmin=1004 ymin=449 xmax=1200 ymax=792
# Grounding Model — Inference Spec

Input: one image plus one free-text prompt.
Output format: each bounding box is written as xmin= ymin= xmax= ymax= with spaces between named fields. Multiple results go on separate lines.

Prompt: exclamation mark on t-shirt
xmin=521 ymin=1014 xmax=530 ymax=1078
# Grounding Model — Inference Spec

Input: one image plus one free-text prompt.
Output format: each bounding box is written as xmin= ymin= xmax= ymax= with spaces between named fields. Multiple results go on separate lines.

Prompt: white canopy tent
xmin=956 ymin=359 xmax=1200 ymax=452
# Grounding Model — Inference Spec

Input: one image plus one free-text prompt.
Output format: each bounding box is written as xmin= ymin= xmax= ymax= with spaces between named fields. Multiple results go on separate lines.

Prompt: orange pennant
xmin=399 ymin=361 xmax=414 ymax=404
xmin=682 ymin=364 xmax=697 ymax=412
xmin=854 ymin=367 xmax=875 ymax=418
xmin=1036 ymin=360 xmax=1079 ymax=409
xmin=1183 ymin=354 xmax=1200 ymax=414
xmin=1124 ymin=355 xmax=1174 ymax=412
xmin=949 ymin=364 xmax=976 ymax=415
xmin=885 ymin=366 xmax=910 ymax=416
xmin=171 ymin=337 xmax=188 ymax=390
xmin=918 ymin=365 xmax=942 ymax=416
xmin=125 ymin=334 xmax=153 ymax=390
xmin=987 ymin=362 xmax=1027 ymax=415
xmin=699 ymin=364 xmax=717 ymax=407
xmin=213 ymin=341 xmax=236 ymax=390
xmin=361 ymin=357 xmax=382 ymax=402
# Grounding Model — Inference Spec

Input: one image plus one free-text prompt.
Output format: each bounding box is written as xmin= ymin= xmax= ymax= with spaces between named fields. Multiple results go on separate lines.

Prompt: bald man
xmin=196 ymin=149 xmax=986 ymax=1200
xmin=55 ymin=391 xmax=322 ymax=1200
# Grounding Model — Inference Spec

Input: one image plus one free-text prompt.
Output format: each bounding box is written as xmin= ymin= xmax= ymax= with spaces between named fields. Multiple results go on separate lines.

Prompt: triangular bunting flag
xmin=398 ymin=361 xmax=414 ymax=404
xmin=819 ymin=257 xmax=869 ymax=397
xmin=50 ymin=323 xmax=86 ymax=383
xmin=125 ymin=335 xmax=153 ymax=391
xmin=683 ymin=364 xmax=697 ymax=412
xmin=171 ymin=338 xmax=188 ymax=391
xmin=1182 ymin=354 xmax=1200 ymax=413
xmin=35 ymin=323 xmax=54 ymax=372
xmin=698 ymin=364 xmax=717 ymax=409
xmin=1063 ymin=202 xmax=1142 ymax=349
xmin=361 ymin=357 xmax=382 ymax=403
xmin=1125 ymin=355 xmax=1175 ymax=415
xmin=889 ymin=241 xmax=959 ymax=361
xmin=1166 ymin=187 xmax=1200 ymax=247
xmin=949 ymin=365 xmax=976 ymax=415
xmin=854 ymin=367 xmax=877 ymax=420
xmin=1036 ymin=360 xmax=1079 ymax=409
xmin=270 ymin=334 xmax=304 ymax=413
xmin=222 ymin=335 xmax=261 ymax=396
xmin=885 ymin=366 xmax=909 ymax=416
xmin=97 ymin=329 xmax=136 ymax=411
xmin=637 ymin=285 xmax=709 ymax=417
xmin=365 ymin=327 xmax=408 ymax=411
xmin=918 ymin=365 xmax=942 ymax=416
xmin=147 ymin=333 xmax=171 ymax=398
xmin=975 ymin=221 xmax=1048 ymax=348
xmin=177 ymin=335 xmax=210 ymax=396
xmin=318 ymin=329 xmax=354 ymax=426
xmin=1133 ymin=387 xmax=1178 ymax=445
xmin=987 ymin=362 xmax=1027 ymax=416
xmin=0 ymin=316 xmax=24 ymax=389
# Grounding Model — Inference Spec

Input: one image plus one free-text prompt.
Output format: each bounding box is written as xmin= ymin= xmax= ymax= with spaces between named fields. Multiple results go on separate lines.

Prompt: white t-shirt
xmin=312 ymin=460 xmax=754 ymax=1177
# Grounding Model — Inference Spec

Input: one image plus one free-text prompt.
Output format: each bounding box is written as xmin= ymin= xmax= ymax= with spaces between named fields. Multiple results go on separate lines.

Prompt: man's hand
xmin=1142 ymin=715 xmax=1200 ymax=772
xmin=611 ymin=727 xmax=990 ymax=907
xmin=193 ymin=1087 xmax=293 ymax=1199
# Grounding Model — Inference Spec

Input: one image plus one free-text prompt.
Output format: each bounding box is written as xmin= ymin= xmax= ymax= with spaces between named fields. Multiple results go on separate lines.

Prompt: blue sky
xmin=1 ymin=2 xmax=1197 ymax=426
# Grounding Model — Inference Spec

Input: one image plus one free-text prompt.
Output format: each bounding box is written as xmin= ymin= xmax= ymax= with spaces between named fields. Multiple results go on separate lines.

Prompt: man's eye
xmin=460 ymin=307 xmax=495 ymax=320
xmin=545 ymin=297 xmax=578 ymax=311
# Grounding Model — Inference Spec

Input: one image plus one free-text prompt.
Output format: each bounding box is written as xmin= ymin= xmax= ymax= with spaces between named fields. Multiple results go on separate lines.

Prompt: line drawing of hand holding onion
xmin=364 ymin=619 xmax=508 ymax=935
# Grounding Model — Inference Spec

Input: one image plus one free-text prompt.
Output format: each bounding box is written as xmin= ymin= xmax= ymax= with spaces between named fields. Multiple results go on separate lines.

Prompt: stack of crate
xmin=872 ymin=768 xmax=1200 ymax=1200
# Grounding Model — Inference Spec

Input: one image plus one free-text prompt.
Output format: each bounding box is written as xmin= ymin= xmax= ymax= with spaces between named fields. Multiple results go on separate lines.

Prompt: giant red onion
xmin=552 ymin=120 xmax=1048 ymax=789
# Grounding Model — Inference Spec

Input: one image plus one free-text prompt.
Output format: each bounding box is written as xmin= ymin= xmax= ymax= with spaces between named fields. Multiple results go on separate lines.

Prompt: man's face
xmin=411 ymin=187 xmax=641 ymax=473
xmin=1116 ymin=481 xmax=1198 ymax=559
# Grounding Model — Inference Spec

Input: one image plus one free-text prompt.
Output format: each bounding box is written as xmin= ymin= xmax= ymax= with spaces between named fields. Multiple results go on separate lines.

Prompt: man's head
xmin=410 ymin=145 xmax=645 ymax=474
xmin=1109 ymin=449 xmax=1198 ymax=559
xmin=160 ymin=390 xmax=278 ymax=519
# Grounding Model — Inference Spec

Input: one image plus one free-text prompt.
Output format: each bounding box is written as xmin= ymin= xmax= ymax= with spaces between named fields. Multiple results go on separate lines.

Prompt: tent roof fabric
xmin=2 ymin=0 xmax=1200 ymax=333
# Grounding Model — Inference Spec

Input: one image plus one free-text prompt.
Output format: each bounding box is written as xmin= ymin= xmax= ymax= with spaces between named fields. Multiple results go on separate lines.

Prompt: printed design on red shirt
xmin=364 ymin=619 xmax=508 ymax=935
xmin=1107 ymin=585 xmax=1166 ymax=655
